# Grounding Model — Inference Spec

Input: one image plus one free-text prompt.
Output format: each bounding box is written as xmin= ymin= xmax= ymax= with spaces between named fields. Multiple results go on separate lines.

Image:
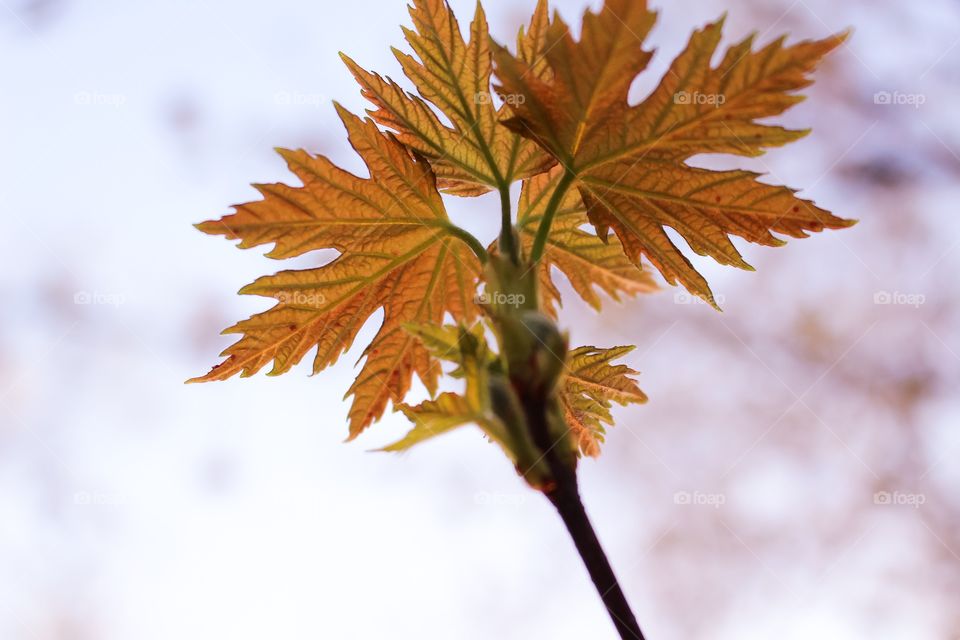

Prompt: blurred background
xmin=1 ymin=0 xmax=958 ymax=638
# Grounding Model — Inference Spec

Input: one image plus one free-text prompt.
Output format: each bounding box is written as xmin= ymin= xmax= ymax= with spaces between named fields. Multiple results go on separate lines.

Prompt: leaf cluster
xmin=192 ymin=0 xmax=850 ymax=460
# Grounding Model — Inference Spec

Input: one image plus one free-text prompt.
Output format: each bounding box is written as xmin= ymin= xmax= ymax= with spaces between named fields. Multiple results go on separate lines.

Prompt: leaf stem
xmin=498 ymin=183 xmax=519 ymax=263
xmin=445 ymin=224 xmax=489 ymax=264
xmin=530 ymin=168 xmax=576 ymax=264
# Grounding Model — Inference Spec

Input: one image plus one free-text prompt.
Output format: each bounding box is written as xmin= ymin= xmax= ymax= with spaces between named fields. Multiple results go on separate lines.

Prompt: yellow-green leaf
xmin=386 ymin=393 xmax=489 ymax=452
xmin=387 ymin=324 xmax=507 ymax=452
xmin=562 ymin=345 xmax=647 ymax=457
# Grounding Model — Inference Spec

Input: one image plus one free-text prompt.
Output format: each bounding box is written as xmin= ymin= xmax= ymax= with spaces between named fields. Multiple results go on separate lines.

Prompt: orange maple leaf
xmin=493 ymin=0 xmax=855 ymax=306
xmin=190 ymin=105 xmax=481 ymax=438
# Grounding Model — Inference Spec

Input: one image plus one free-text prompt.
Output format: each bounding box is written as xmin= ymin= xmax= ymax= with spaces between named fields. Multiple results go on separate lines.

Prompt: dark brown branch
xmin=546 ymin=473 xmax=646 ymax=640
xmin=516 ymin=388 xmax=646 ymax=640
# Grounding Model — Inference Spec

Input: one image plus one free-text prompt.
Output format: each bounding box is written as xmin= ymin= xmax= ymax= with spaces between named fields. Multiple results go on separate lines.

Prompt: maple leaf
xmin=384 ymin=324 xmax=506 ymax=452
xmin=342 ymin=0 xmax=554 ymax=196
xmin=492 ymin=0 xmax=855 ymax=306
xmin=192 ymin=2 xmax=853 ymax=633
xmin=384 ymin=324 xmax=545 ymax=479
xmin=517 ymin=166 xmax=658 ymax=315
xmin=189 ymin=105 xmax=482 ymax=438
xmin=389 ymin=322 xmax=644 ymax=459
xmin=561 ymin=346 xmax=647 ymax=457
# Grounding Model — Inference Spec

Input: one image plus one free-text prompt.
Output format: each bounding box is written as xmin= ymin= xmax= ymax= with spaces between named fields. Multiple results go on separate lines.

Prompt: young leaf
xmin=402 ymin=321 xmax=494 ymax=379
xmin=562 ymin=346 xmax=647 ymax=457
xmin=493 ymin=0 xmax=855 ymax=306
xmin=342 ymin=0 xmax=554 ymax=195
xmin=390 ymin=330 xmax=646 ymax=460
xmin=190 ymin=105 xmax=481 ymax=438
xmin=386 ymin=324 xmax=506 ymax=452
xmin=389 ymin=394 xmax=492 ymax=451
xmin=517 ymin=166 xmax=658 ymax=315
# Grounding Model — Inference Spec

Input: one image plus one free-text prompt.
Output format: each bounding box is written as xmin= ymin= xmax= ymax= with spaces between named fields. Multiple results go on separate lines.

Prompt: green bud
xmin=487 ymin=374 xmax=554 ymax=489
